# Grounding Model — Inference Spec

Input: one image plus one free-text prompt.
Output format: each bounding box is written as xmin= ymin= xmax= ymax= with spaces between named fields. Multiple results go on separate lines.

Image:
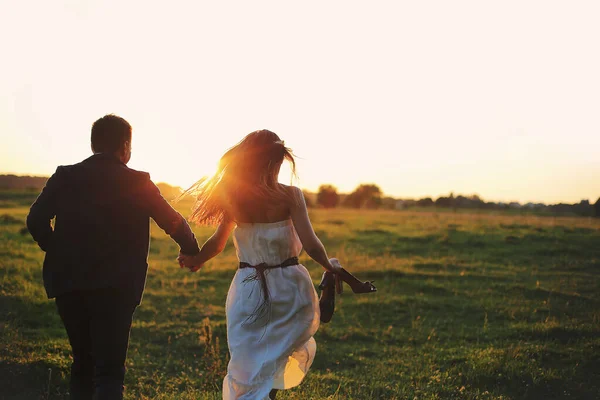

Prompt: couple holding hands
xmin=27 ymin=114 xmax=376 ymax=400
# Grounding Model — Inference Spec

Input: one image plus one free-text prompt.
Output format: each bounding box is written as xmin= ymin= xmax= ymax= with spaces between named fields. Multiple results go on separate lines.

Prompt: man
xmin=27 ymin=114 xmax=199 ymax=399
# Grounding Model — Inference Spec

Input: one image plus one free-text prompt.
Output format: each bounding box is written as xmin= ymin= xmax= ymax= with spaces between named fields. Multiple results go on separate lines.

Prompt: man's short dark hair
xmin=91 ymin=114 xmax=132 ymax=153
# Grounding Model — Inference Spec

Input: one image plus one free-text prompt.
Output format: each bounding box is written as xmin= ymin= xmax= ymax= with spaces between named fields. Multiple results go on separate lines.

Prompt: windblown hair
xmin=182 ymin=130 xmax=298 ymax=225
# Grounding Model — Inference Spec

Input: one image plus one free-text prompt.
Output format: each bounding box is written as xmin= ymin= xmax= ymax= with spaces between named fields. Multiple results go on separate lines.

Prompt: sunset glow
xmin=1 ymin=1 xmax=599 ymax=204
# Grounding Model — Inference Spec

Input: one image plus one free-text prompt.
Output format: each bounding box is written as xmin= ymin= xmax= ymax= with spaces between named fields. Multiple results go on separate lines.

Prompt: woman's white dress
xmin=222 ymin=219 xmax=320 ymax=400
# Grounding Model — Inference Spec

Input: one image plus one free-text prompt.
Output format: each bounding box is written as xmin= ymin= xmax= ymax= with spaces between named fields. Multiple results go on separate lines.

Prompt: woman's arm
xmin=180 ymin=218 xmax=235 ymax=272
xmin=289 ymin=187 xmax=339 ymax=273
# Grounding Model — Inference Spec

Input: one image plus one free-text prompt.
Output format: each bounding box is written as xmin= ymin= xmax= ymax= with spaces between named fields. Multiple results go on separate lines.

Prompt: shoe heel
xmin=338 ymin=267 xmax=377 ymax=294
xmin=335 ymin=274 xmax=343 ymax=294
xmin=319 ymin=271 xmax=333 ymax=290
xmin=318 ymin=271 xmax=335 ymax=323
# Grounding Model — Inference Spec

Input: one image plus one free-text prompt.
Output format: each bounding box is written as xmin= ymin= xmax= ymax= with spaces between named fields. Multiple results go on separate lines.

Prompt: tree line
xmin=307 ymin=184 xmax=600 ymax=217
xmin=2 ymin=175 xmax=598 ymax=217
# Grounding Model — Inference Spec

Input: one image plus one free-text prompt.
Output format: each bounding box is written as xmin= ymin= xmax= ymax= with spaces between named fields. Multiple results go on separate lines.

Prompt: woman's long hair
xmin=181 ymin=130 xmax=298 ymax=225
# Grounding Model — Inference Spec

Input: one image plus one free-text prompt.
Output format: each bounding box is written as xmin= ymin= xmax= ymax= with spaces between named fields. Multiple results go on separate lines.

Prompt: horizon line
xmin=0 ymin=172 xmax=595 ymax=206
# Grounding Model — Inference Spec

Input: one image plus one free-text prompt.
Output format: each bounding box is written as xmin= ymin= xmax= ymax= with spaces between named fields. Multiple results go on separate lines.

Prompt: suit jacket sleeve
xmin=144 ymin=177 xmax=200 ymax=255
xmin=27 ymin=167 xmax=61 ymax=252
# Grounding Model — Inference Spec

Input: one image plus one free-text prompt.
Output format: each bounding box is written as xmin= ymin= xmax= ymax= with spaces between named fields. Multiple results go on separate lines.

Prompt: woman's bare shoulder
xmin=279 ymin=184 xmax=303 ymax=200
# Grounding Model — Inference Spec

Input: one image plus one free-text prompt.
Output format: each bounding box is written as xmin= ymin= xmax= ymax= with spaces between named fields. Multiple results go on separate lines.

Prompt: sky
xmin=1 ymin=0 xmax=599 ymax=204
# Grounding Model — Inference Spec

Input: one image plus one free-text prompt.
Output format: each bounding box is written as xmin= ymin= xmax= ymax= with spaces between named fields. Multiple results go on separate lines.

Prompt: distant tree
xmin=416 ymin=197 xmax=434 ymax=207
xmin=402 ymin=199 xmax=417 ymax=208
xmin=468 ymin=194 xmax=485 ymax=208
xmin=595 ymin=198 xmax=600 ymax=217
xmin=435 ymin=193 xmax=455 ymax=208
xmin=455 ymin=195 xmax=469 ymax=207
xmin=453 ymin=195 xmax=484 ymax=209
xmin=316 ymin=185 xmax=339 ymax=208
xmin=343 ymin=184 xmax=383 ymax=209
xmin=381 ymin=197 xmax=398 ymax=209
xmin=574 ymin=200 xmax=593 ymax=216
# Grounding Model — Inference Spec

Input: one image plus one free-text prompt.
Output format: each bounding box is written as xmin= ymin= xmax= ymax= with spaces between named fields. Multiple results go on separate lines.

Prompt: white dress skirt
xmin=222 ymin=219 xmax=320 ymax=400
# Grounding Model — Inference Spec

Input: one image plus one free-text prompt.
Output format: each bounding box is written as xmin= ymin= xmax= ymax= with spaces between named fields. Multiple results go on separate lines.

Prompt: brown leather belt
xmin=239 ymin=256 xmax=299 ymax=271
xmin=238 ymin=256 xmax=299 ymax=326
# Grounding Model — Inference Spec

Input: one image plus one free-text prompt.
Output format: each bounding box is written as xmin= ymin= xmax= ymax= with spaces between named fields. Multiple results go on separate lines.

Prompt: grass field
xmin=1 ymin=193 xmax=599 ymax=399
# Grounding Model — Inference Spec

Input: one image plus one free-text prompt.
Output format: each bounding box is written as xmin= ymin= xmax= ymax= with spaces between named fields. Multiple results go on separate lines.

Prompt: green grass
xmin=1 ymin=196 xmax=599 ymax=399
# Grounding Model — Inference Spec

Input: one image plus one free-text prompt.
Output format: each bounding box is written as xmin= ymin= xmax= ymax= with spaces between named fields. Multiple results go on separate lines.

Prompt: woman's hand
xmin=329 ymin=257 xmax=344 ymax=273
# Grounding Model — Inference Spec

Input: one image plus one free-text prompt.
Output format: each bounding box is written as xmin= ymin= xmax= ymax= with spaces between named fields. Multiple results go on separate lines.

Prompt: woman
xmin=178 ymin=130 xmax=376 ymax=399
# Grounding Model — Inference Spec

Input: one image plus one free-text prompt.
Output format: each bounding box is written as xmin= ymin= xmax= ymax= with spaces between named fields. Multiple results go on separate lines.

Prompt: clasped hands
xmin=177 ymin=252 xmax=203 ymax=272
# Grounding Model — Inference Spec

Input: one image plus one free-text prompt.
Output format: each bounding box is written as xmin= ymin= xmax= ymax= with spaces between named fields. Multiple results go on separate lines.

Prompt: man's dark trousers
xmin=56 ymin=289 xmax=137 ymax=399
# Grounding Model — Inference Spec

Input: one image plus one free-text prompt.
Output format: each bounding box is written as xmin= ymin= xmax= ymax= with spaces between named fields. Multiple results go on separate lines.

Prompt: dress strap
xmin=238 ymin=257 xmax=299 ymax=326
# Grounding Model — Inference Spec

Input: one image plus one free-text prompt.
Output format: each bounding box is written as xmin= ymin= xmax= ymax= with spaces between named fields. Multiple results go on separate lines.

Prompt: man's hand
xmin=177 ymin=252 xmax=203 ymax=272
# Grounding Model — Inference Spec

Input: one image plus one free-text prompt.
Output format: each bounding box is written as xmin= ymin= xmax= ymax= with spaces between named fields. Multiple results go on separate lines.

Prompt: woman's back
xmin=228 ymin=184 xmax=294 ymax=225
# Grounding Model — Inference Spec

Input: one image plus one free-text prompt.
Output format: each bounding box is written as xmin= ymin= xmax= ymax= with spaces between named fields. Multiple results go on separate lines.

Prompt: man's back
xmin=27 ymin=153 xmax=199 ymax=303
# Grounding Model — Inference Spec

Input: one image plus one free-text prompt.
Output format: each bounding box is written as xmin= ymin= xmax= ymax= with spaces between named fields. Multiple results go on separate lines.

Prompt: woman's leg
xmin=269 ymin=389 xmax=278 ymax=399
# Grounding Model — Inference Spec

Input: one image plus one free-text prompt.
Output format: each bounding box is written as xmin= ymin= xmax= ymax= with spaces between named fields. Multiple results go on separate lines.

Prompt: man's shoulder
xmin=54 ymin=157 xmax=152 ymax=188
xmin=123 ymin=166 xmax=151 ymax=181
xmin=47 ymin=164 xmax=73 ymax=180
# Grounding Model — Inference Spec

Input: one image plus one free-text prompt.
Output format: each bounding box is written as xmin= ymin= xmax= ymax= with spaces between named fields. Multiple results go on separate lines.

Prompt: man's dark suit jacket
xmin=27 ymin=153 xmax=200 ymax=304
